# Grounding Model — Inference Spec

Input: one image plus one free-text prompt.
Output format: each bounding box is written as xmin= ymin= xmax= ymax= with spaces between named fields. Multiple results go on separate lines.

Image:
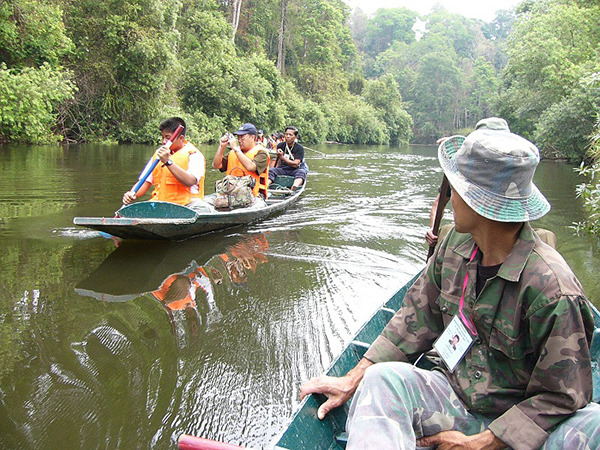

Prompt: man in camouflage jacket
xmin=300 ymin=118 xmax=600 ymax=450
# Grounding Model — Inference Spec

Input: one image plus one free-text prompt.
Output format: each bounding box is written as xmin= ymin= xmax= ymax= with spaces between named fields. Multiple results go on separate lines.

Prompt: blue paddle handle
xmin=132 ymin=158 xmax=160 ymax=194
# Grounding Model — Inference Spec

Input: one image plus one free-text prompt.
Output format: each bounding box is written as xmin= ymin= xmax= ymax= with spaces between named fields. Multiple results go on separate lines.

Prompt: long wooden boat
xmin=73 ymin=176 xmax=305 ymax=241
xmin=178 ymin=269 xmax=600 ymax=450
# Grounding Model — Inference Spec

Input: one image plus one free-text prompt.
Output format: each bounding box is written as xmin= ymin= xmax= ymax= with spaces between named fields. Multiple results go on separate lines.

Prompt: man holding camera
xmin=212 ymin=123 xmax=270 ymax=198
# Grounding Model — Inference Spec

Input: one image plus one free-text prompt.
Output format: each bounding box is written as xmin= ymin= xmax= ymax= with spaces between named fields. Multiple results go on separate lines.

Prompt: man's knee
xmin=361 ymin=362 xmax=416 ymax=391
xmin=545 ymin=403 xmax=600 ymax=449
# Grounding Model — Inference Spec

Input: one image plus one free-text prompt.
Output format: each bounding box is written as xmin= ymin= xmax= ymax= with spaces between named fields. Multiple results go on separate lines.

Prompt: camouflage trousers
xmin=346 ymin=362 xmax=600 ymax=450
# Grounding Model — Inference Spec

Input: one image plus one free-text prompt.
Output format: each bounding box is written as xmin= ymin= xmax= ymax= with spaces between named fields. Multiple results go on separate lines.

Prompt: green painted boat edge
xmin=272 ymin=270 xmax=600 ymax=450
xmin=117 ymin=201 xmax=199 ymax=219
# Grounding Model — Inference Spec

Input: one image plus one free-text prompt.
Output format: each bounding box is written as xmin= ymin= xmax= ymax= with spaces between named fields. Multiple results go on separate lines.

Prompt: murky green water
xmin=0 ymin=142 xmax=599 ymax=449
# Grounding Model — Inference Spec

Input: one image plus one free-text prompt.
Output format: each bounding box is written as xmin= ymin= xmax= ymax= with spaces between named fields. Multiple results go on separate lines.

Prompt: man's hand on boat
xmin=299 ymin=358 xmax=373 ymax=420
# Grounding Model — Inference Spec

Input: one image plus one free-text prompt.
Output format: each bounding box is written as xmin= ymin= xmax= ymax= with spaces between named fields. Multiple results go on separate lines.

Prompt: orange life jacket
xmin=226 ymin=145 xmax=269 ymax=197
xmin=151 ymin=142 xmax=205 ymax=205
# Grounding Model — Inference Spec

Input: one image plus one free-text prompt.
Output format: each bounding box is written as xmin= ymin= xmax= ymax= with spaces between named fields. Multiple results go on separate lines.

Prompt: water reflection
xmin=76 ymin=234 xmax=273 ymax=348
xmin=77 ymin=233 xmax=271 ymax=303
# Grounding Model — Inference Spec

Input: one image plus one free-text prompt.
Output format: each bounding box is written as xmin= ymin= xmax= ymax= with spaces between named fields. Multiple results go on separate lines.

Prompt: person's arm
xmin=483 ymin=295 xmax=594 ymax=450
xmin=300 ymin=249 xmax=447 ymax=420
xmin=155 ymin=146 xmax=197 ymax=187
xmin=425 ymin=136 xmax=452 ymax=246
xmin=279 ymin=143 xmax=303 ymax=168
xmin=425 ymin=193 xmax=442 ymax=246
xmin=299 ymin=357 xmax=374 ymax=420
xmin=280 ymin=156 xmax=301 ymax=168
xmin=212 ymin=134 xmax=230 ymax=170
xmin=186 ymin=152 xmax=205 ymax=185
xmin=249 ymin=149 xmax=269 ymax=175
xmin=425 ymin=192 xmax=451 ymax=247
xmin=417 ymin=430 xmax=506 ymax=450
xmin=123 ymin=156 xmax=155 ymax=204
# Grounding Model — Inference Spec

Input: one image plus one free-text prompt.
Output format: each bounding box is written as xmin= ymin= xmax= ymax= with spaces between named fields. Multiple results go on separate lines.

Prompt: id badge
xmin=433 ymin=315 xmax=475 ymax=372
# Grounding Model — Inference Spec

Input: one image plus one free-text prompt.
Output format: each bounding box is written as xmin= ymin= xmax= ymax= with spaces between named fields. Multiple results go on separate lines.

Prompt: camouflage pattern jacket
xmin=364 ymin=223 xmax=594 ymax=450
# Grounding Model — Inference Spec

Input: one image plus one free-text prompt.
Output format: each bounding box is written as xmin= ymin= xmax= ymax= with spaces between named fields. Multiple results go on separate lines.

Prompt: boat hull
xmin=74 ymin=183 xmax=305 ymax=241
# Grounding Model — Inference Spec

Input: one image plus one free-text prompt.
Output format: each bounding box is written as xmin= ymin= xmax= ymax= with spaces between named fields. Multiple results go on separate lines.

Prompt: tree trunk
xmin=276 ymin=0 xmax=287 ymax=75
xmin=231 ymin=0 xmax=242 ymax=42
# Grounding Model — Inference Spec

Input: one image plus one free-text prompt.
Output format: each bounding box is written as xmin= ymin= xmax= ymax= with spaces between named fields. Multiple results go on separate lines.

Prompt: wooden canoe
xmin=178 ymin=269 xmax=600 ymax=450
xmin=73 ymin=177 xmax=305 ymax=241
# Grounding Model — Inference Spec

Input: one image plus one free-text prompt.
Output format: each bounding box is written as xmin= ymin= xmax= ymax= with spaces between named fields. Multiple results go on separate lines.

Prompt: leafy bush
xmin=0 ymin=63 xmax=76 ymax=143
xmin=534 ymin=70 xmax=600 ymax=161
xmin=326 ymin=94 xmax=388 ymax=144
xmin=575 ymin=116 xmax=600 ymax=235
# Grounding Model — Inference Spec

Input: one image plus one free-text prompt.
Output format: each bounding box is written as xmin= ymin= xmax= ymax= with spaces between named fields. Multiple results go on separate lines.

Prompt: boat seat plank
xmin=334 ymin=432 xmax=348 ymax=449
xmin=350 ymin=341 xmax=370 ymax=361
xmin=592 ymin=311 xmax=600 ymax=402
xmin=116 ymin=201 xmax=198 ymax=219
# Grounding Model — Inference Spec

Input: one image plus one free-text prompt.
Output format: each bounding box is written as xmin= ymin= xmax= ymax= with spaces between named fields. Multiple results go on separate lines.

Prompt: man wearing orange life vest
xmin=122 ymin=117 xmax=206 ymax=206
xmin=212 ymin=123 xmax=270 ymax=198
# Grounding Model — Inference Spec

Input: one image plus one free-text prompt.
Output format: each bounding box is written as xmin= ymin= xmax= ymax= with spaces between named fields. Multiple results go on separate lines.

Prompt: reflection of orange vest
xmin=151 ymin=142 xmax=205 ymax=204
xmin=153 ymin=267 xmax=209 ymax=310
xmin=153 ymin=274 xmax=195 ymax=310
xmin=226 ymin=145 xmax=269 ymax=197
xmin=230 ymin=234 xmax=269 ymax=258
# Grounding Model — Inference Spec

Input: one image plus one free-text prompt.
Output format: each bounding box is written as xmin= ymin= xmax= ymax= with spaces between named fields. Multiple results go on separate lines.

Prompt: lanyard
xmin=458 ymin=247 xmax=479 ymax=336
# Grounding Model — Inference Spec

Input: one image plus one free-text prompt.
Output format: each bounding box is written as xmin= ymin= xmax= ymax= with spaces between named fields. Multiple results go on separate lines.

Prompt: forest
xmin=0 ymin=0 xmax=598 ymax=160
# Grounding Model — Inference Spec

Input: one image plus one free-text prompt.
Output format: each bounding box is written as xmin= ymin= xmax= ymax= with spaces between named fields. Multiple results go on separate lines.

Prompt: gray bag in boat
xmin=214 ymin=174 xmax=255 ymax=211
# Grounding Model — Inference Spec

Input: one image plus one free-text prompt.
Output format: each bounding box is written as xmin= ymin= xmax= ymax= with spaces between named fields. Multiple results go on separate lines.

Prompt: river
xmin=0 ymin=142 xmax=599 ymax=449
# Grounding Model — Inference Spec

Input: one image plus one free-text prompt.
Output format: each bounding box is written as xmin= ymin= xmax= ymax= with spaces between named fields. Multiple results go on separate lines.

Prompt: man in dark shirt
xmin=268 ymin=125 xmax=307 ymax=191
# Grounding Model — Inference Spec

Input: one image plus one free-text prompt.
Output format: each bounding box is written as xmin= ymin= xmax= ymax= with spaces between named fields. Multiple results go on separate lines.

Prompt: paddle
xmin=130 ymin=124 xmax=185 ymax=195
xmin=427 ymin=174 xmax=450 ymax=260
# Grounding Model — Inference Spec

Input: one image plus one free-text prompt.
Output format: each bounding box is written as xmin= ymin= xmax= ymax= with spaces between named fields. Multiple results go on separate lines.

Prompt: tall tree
xmin=363 ymin=8 xmax=417 ymax=57
xmin=276 ymin=0 xmax=289 ymax=74
xmin=231 ymin=0 xmax=243 ymax=41
xmin=362 ymin=74 xmax=412 ymax=144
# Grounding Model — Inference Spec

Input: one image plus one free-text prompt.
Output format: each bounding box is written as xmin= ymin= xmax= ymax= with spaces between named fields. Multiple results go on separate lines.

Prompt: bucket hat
xmin=438 ymin=125 xmax=550 ymax=222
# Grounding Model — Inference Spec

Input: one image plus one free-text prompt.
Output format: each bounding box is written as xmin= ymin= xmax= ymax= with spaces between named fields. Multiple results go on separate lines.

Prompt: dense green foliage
xmin=575 ymin=111 xmax=600 ymax=235
xmin=499 ymin=0 xmax=600 ymax=161
xmin=0 ymin=0 xmax=598 ymax=158
xmin=0 ymin=63 xmax=76 ymax=143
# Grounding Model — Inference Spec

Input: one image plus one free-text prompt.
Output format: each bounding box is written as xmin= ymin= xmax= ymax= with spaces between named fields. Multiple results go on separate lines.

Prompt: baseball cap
xmin=233 ymin=123 xmax=257 ymax=136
